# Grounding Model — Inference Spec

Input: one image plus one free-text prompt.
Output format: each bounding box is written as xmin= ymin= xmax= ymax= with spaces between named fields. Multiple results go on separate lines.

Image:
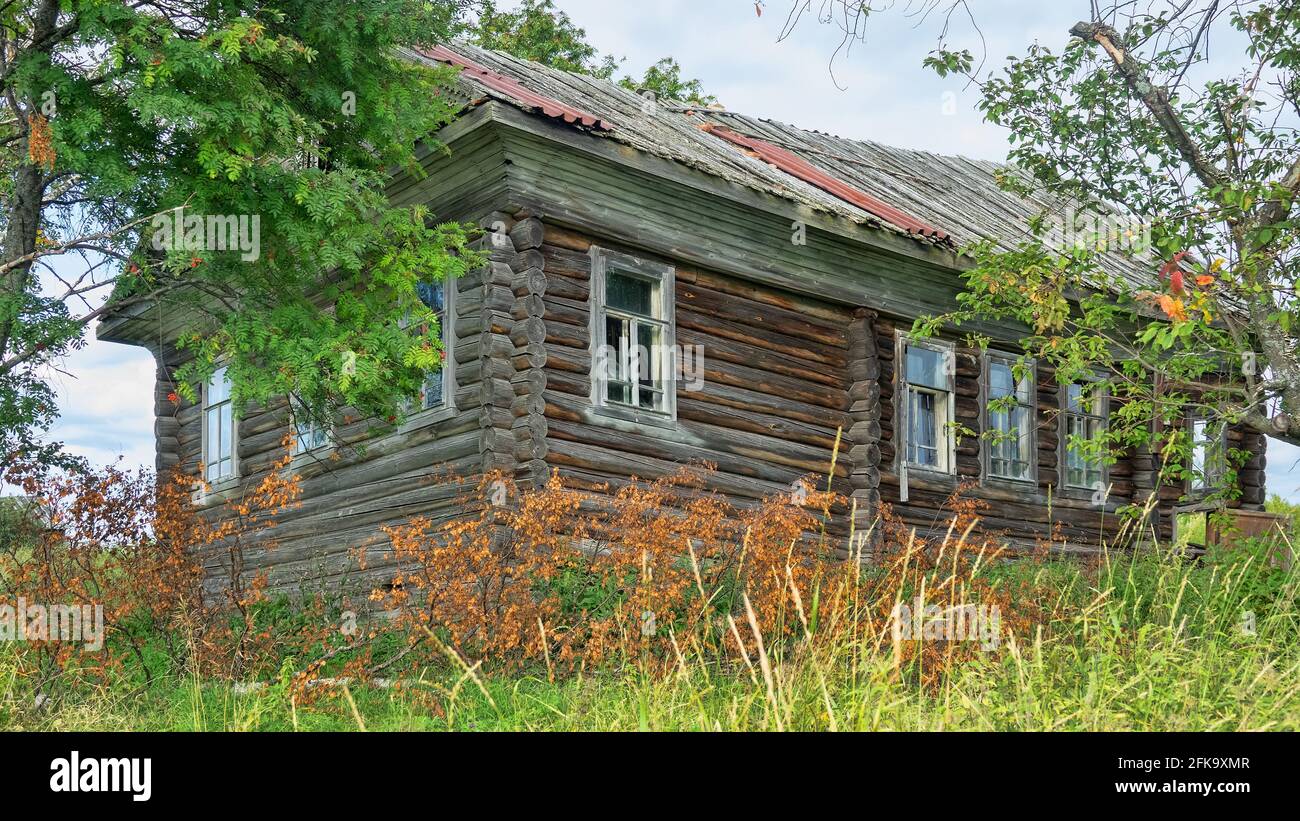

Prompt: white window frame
xmin=401 ymin=278 xmax=457 ymax=420
xmin=589 ymin=245 xmax=677 ymax=424
xmin=896 ymin=334 xmax=956 ymax=485
xmin=202 ymin=364 xmax=238 ymax=484
xmin=982 ymin=352 xmax=1037 ymax=485
xmin=1060 ymin=377 xmax=1108 ymax=493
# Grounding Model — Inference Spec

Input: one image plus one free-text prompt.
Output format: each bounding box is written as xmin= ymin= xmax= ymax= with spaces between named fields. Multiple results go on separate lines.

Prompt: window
xmin=591 ymin=246 xmax=675 ymax=419
xmin=1189 ymin=416 xmax=1226 ymax=492
xmin=416 ymin=281 xmax=453 ymax=410
xmin=985 ymin=354 xmax=1035 ymax=482
xmin=203 ymin=365 xmax=236 ymax=483
xmin=401 ymin=280 xmax=454 ymax=414
xmin=291 ymin=398 xmax=329 ymax=455
xmin=899 ymin=339 xmax=954 ymax=474
xmin=1062 ymin=381 xmax=1107 ymax=491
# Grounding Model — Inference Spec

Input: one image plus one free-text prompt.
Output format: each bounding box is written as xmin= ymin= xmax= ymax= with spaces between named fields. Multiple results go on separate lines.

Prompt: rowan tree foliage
xmin=0 ymin=0 xmax=480 ymax=469
xmin=785 ymin=1 xmax=1300 ymax=503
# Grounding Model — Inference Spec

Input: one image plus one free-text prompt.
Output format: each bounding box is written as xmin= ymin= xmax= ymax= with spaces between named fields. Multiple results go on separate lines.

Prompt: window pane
xmin=423 ymin=371 xmax=444 ymax=409
xmin=207 ymin=366 xmax=230 ymax=405
xmin=1067 ymin=382 xmax=1103 ymax=415
xmin=1192 ymin=420 xmax=1223 ymax=489
xmin=636 ymin=320 xmax=662 ymax=389
xmin=1067 ymin=384 xmax=1083 ymax=413
xmin=205 ymin=407 xmax=220 ymax=469
xmin=605 ymin=315 xmax=632 ymax=384
xmin=638 ymin=386 xmax=665 ymax=412
xmin=1065 ymin=415 xmax=1104 ymax=488
xmin=989 ymin=361 xmax=1014 ymax=399
xmin=908 ymin=388 xmax=939 ymax=467
xmin=219 ymin=404 xmax=233 ymax=461
xmin=906 ymin=346 xmax=949 ymax=390
xmin=417 ymin=281 xmax=444 ymax=313
xmin=606 ymin=380 xmax=632 ymax=405
xmin=607 ymin=270 xmax=654 ymax=316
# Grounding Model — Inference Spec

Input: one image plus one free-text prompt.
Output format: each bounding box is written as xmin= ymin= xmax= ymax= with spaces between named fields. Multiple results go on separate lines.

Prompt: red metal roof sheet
xmin=697 ymin=122 xmax=948 ymax=241
xmin=420 ymin=45 xmax=613 ymax=132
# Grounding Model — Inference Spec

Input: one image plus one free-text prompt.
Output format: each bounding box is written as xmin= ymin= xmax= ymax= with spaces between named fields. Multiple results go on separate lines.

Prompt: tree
xmin=472 ymin=0 xmax=619 ymax=78
xmin=781 ymin=1 xmax=1300 ymax=503
xmin=470 ymin=0 xmax=715 ymax=104
xmin=625 ymin=57 xmax=716 ymax=107
xmin=1 ymin=1 xmax=480 ymax=471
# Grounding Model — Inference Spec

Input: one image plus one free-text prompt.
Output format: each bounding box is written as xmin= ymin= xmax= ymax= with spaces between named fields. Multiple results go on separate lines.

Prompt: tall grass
xmin=5 ymin=529 xmax=1296 ymax=732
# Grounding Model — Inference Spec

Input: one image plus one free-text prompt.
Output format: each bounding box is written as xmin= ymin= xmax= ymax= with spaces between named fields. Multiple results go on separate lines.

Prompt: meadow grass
xmin=4 ymin=534 xmax=1298 ymax=732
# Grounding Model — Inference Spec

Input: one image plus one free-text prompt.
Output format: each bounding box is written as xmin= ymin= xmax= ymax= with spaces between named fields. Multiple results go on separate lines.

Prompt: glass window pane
xmin=989 ymin=361 xmax=1014 ymax=399
xmin=219 ymin=404 xmax=233 ymax=461
xmin=607 ymin=270 xmax=654 ymax=316
xmin=606 ymin=380 xmax=632 ymax=405
xmin=207 ymin=366 xmax=230 ymax=405
xmin=636 ymin=321 xmax=662 ymax=386
xmin=424 ymin=371 xmax=444 ymax=409
xmin=606 ymin=315 xmax=631 ymax=382
xmin=205 ymin=407 xmax=220 ymax=469
xmin=906 ymin=345 xmax=949 ymax=390
xmin=908 ymin=388 xmax=938 ymax=466
xmin=417 ymin=281 xmax=444 ymax=313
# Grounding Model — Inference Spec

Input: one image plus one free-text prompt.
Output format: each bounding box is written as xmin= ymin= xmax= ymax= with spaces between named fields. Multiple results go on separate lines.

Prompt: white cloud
xmin=47 ymin=329 xmax=156 ymax=472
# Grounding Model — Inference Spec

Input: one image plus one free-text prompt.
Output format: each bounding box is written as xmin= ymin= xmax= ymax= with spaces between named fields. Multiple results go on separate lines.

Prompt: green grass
xmin=4 ymin=538 xmax=1299 ymax=732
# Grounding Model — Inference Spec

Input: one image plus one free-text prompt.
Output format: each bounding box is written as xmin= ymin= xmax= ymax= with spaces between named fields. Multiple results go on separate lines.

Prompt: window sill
xmin=192 ymin=478 xmax=240 ymax=508
xmin=1057 ymin=484 xmax=1125 ymax=512
xmin=984 ymin=475 xmax=1038 ymax=493
xmin=591 ymin=403 xmax=677 ymax=431
xmin=903 ymin=465 xmax=958 ymax=486
xmin=397 ymin=403 xmax=457 ymax=434
xmin=287 ymin=446 xmax=336 ymax=473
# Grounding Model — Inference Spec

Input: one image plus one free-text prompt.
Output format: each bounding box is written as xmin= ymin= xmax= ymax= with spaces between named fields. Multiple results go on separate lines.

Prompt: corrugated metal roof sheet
xmin=698 ymin=122 xmax=948 ymax=241
xmin=418 ymin=45 xmax=612 ymax=131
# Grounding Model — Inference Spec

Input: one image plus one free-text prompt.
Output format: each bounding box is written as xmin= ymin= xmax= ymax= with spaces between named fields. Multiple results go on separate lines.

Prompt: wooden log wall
xmin=874 ymin=314 xmax=1136 ymax=548
xmin=149 ymin=211 xmax=553 ymax=600
xmin=535 ymin=222 xmax=855 ymax=537
xmin=871 ymin=315 xmax=1270 ymax=549
xmin=846 ymin=309 xmax=882 ymax=558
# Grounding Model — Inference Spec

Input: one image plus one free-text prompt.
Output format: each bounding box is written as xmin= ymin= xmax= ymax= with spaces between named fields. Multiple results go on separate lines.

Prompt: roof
xmin=411 ymin=42 xmax=1159 ymax=292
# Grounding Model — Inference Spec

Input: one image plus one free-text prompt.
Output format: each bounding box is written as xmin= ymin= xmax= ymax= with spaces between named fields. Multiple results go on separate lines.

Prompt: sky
xmin=39 ymin=0 xmax=1300 ymax=502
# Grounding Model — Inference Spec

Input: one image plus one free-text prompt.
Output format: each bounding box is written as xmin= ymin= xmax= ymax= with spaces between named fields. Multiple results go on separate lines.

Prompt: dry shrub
xmin=2 ymin=450 xmax=1056 ymax=699
xmin=0 ymin=449 xmax=353 ymax=700
xmin=375 ymin=467 xmax=842 ymax=674
xmin=375 ymin=469 xmax=1052 ymax=684
xmin=857 ymin=485 xmax=1052 ymax=686
xmin=0 ymin=461 xmax=198 ymax=691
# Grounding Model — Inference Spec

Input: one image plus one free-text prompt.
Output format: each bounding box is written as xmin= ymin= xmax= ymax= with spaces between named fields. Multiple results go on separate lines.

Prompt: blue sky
xmin=44 ymin=0 xmax=1299 ymax=501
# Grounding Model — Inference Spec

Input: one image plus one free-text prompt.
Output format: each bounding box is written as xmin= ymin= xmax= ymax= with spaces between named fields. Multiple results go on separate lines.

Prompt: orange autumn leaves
xmin=1151 ymin=251 xmax=1219 ymax=322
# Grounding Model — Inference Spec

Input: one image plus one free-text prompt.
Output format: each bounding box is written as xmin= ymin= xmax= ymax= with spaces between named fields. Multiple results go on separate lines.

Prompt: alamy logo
xmin=891 ymin=598 xmax=1002 ymax=651
xmin=0 ymin=598 xmax=103 ymax=651
xmin=150 ymin=207 xmax=261 ymax=262
xmin=50 ymin=752 xmax=151 ymax=802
